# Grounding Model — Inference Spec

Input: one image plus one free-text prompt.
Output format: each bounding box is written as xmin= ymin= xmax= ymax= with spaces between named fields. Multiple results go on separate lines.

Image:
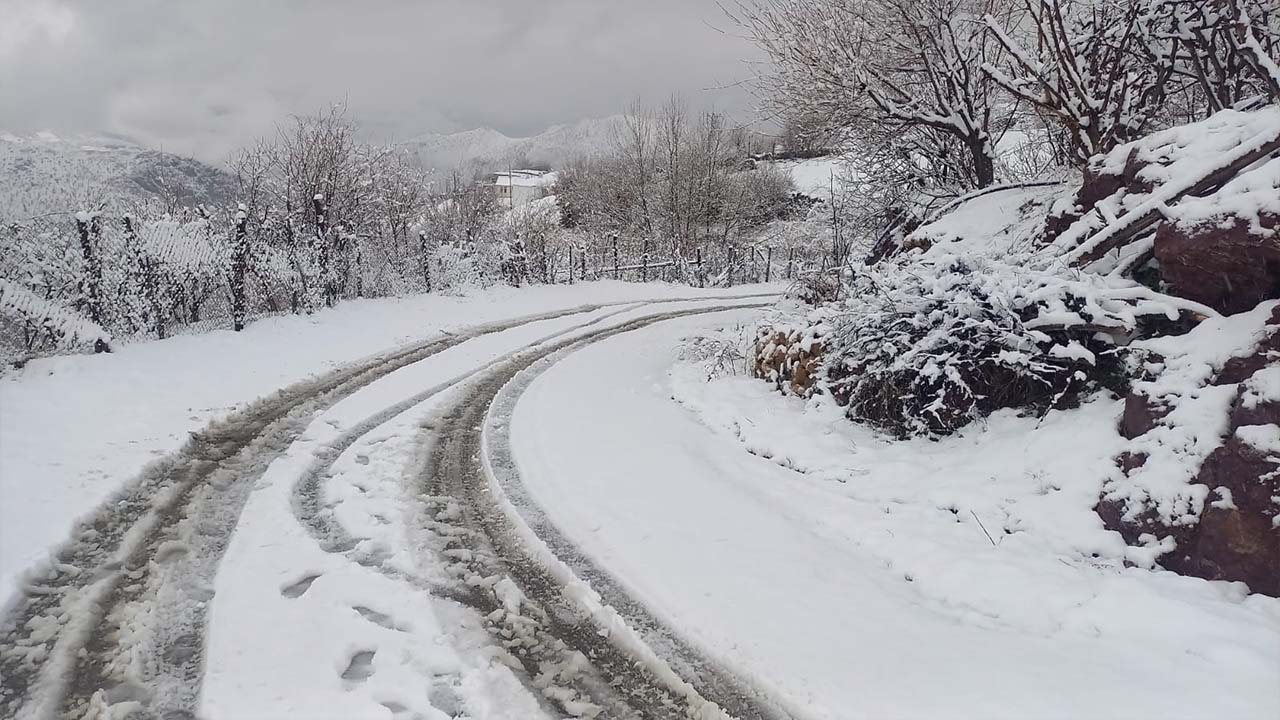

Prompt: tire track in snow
xmin=0 ymin=298 xmax=758 ymax=719
xmin=291 ymin=300 xmax=653 ymax=567
xmin=422 ymin=304 xmax=794 ymax=720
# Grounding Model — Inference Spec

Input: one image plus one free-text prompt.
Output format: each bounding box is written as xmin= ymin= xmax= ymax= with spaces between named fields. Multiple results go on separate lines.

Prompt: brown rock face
xmin=1098 ymin=306 xmax=1280 ymax=596
xmin=1154 ymin=214 xmax=1280 ymax=315
xmin=1181 ymin=428 xmax=1280 ymax=595
xmin=1120 ymin=392 xmax=1165 ymax=439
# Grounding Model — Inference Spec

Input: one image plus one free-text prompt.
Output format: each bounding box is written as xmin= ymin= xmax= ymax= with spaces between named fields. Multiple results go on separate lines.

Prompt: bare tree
xmin=983 ymin=0 xmax=1175 ymax=164
xmin=731 ymin=0 xmax=1020 ymax=189
xmin=1141 ymin=0 xmax=1280 ymax=116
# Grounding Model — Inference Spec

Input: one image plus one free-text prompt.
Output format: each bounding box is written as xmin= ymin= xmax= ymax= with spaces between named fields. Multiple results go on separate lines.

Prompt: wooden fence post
xmin=765 ymin=246 xmax=772 ymax=283
xmin=419 ymin=230 xmax=432 ymax=292
xmin=75 ymin=212 xmax=110 ymax=353
xmin=641 ymin=237 xmax=650 ymax=283
xmin=231 ymin=208 xmax=249 ymax=331
xmin=696 ymin=248 xmax=704 ymax=288
xmin=787 ymin=247 xmax=794 ymax=280
xmin=612 ymin=235 xmax=620 ymax=279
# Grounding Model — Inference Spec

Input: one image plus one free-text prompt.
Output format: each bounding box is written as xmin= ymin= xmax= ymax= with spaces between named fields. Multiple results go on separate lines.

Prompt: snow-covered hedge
xmin=817 ymin=254 xmax=1214 ymax=438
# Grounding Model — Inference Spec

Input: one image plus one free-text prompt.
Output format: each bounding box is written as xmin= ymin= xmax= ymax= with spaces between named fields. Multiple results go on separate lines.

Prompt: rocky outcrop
xmin=1041 ymin=109 xmax=1280 ymax=314
xmin=1098 ymin=304 xmax=1280 ymax=596
xmin=1044 ymin=147 xmax=1156 ymax=243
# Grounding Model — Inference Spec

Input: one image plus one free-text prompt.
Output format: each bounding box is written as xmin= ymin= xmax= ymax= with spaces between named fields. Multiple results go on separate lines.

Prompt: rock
xmin=1180 ymin=428 xmax=1280 ymax=595
xmin=1098 ymin=305 xmax=1280 ymax=596
xmin=753 ymin=325 xmax=826 ymax=397
xmin=1119 ymin=392 xmax=1164 ymax=439
xmin=1153 ymin=212 xmax=1280 ymax=315
xmin=1043 ymin=147 xmax=1156 ymax=243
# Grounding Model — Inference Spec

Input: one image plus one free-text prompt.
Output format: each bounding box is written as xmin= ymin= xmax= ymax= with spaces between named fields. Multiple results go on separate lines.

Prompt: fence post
xmin=420 ymin=230 xmax=431 ymax=292
xmin=641 ymin=237 xmax=650 ymax=283
xmin=567 ymin=248 xmax=573 ymax=283
xmin=727 ymin=247 xmax=736 ymax=286
xmin=787 ymin=247 xmax=794 ymax=280
xmin=696 ymin=248 xmax=704 ymax=288
xmin=75 ymin=212 xmax=110 ymax=353
xmin=313 ymin=194 xmax=334 ymax=308
xmin=231 ymin=206 xmax=249 ymax=331
xmin=581 ymin=248 xmax=587 ymax=281
xmin=612 ymin=235 xmax=620 ymax=279
xmin=765 ymin=246 xmax=772 ymax=283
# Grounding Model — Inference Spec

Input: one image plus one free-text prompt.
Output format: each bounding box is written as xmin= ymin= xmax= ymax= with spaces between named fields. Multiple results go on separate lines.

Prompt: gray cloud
xmin=0 ymin=0 xmax=763 ymax=163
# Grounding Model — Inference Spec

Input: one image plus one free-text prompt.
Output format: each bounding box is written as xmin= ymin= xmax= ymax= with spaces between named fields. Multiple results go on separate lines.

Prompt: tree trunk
xmin=968 ymin=137 xmax=996 ymax=189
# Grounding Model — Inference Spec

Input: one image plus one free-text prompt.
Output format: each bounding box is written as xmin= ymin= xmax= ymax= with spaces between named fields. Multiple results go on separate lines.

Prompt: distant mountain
xmin=0 ymin=131 xmax=236 ymax=218
xmin=402 ymin=116 xmax=624 ymax=174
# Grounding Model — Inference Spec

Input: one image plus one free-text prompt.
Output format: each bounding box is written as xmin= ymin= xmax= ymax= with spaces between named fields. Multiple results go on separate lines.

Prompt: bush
xmin=819 ymin=254 xmax=1207 ymax=438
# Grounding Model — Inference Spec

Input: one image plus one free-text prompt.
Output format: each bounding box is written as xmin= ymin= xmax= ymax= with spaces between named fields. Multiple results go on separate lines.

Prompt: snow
xmin=1171 ymin=154 xmax=1280 ymax=235
xmin=509 ymin=313 xmax=1280 ymax=719
xmin=907 ymin=183 xmax=1065 ymax=258
xmin=200 ymin=297 xmax=761 ymax=719
xmin=1237 ymin=424 xmax=1280 ymax=455
xmin=0 ymin=281 xmax=777 ymax=606
xmin=765 ymin=155 xmax=853 ymax=201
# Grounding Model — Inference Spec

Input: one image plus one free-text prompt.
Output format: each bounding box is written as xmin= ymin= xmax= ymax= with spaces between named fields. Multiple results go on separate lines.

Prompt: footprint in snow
xmin=341 ymin=649 xmax=376 ymax=682
xmin=352 ymin=605 xmax=407 ymax=632
xmin=429 ymin=674 xmax=465 ymax=717
xmin=379 ymin=700 xmax=409 ymax=716
xmin=280 ymin=573 xmax=322 ymax=598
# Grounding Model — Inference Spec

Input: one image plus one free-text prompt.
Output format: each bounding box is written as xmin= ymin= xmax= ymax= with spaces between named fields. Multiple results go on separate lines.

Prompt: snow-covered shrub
xmin=679 ymin=324 xmax=756 ymax=381
xmin=821 ymin=254 xmax=1212 ymax=438
xmin=0 ymin=277 xmax=111 ymax=359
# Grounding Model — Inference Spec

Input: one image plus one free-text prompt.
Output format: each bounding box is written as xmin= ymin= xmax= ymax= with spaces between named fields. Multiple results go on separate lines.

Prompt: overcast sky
xmin=0 ymin=0 xmax=763 ymax=163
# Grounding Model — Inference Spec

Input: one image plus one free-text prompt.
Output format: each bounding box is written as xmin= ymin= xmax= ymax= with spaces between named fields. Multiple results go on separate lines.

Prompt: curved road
xmin=0 ymin=296 xmax=787 ymax=720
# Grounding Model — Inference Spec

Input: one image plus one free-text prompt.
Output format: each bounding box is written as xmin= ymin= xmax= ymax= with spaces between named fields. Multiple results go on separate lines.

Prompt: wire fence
xmin=1 ymin=211 xmax=827 ymax=366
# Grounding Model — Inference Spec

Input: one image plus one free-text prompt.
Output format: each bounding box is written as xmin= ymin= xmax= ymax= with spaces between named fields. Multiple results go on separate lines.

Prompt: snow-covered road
xmin=0 ymin=290 xmax=781 ymax=720
xmin=3 ymin=283 xmax=1277 ymax=719
xmin=510 ymin=313 xmax=1280 ymax=720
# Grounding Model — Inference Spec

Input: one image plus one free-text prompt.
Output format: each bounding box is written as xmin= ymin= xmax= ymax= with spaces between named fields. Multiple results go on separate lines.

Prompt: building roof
xmin=492 ymin=169 xmax=558 ymax=188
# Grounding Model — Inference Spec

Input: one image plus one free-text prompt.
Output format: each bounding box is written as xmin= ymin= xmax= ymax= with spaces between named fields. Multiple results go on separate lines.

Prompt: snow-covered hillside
xmin=0 ymin=131 xmax=236 ymax=217
xmin=402 ymin=116 xmax=623 ymax=173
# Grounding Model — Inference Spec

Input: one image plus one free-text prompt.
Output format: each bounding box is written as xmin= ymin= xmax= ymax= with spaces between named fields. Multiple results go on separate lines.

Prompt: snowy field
xmin=0 ymin=282 xmax=774 ymax=606
xmin=510 ymin=314 xmax=1280 ymax=719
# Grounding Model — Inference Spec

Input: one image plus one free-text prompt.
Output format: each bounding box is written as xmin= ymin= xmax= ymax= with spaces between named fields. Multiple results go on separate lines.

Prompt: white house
xmin=492 ymin=169 xmax=557 ymax=208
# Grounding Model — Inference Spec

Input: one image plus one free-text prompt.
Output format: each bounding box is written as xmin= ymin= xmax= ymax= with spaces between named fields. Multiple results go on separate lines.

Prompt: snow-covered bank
xmin=510 ymin=316 xmax=1280 ymax=719
xmin=0 ymin=282 xmax=777 ymax=605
